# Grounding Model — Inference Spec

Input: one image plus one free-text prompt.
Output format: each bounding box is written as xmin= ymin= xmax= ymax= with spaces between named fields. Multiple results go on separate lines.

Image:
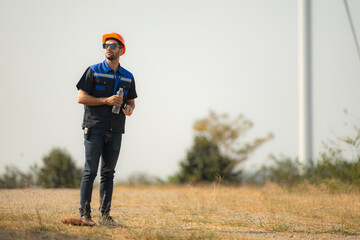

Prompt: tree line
xmin=0 ymin=148 xmax=82 ymax=188
xmin=1 ymin=111 xmax=359 ymax=189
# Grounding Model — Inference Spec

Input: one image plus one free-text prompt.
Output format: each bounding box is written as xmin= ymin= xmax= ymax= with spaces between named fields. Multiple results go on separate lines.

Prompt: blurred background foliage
xmin=0 ymin=148 xmax=82 ymax=188
xmin=1 ymin=111 xmax=359 ymax=191
xmin=169 ymin=111 xmax=273 ymax=184
xmin=255 ymin=117 xmax=360 ymax=191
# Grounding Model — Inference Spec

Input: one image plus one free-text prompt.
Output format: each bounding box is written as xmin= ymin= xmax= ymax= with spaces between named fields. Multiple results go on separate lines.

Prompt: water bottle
xmin=112 ymin=88 xmax=124 ymax=114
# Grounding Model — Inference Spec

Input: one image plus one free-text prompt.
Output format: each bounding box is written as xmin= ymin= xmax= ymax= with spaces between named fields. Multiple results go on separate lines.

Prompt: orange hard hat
xmin=102 ymin=32 xmax=126 ymax=55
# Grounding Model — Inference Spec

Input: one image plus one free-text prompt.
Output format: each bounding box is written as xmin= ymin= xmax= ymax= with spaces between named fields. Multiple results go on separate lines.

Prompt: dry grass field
xmin=0 ymin=183 xmax=359 ymax=240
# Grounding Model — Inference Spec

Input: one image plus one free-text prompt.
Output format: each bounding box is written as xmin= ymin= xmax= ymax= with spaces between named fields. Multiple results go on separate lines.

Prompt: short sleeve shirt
xmin=76 ymin=60 xmax=137 ymax=133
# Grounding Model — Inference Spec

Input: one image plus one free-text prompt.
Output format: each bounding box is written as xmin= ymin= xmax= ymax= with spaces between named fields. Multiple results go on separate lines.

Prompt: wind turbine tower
xmin=298 ymin=0 xmax=312 ymax=174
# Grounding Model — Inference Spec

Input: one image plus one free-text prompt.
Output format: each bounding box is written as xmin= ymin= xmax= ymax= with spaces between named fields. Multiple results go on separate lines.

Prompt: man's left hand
xmin=122 ymin=105 xmax=134 ymax=116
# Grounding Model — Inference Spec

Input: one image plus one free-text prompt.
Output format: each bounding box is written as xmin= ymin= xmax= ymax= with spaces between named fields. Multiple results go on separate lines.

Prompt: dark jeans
xmin=79 ymin=129 xmax=122 ymax=217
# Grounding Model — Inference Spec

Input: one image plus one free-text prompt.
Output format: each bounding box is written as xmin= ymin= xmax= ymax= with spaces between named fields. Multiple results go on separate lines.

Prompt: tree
xmin=0 ymin=165 xmax=35 ymax=188
xmin=36 ymin=148 xmax=82 ymax=188
xmin=173 ymin=111 xmax=273 ymax=183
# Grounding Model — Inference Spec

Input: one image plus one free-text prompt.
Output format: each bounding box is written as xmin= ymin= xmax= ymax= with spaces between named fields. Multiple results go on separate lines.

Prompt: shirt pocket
xmin=119 ymin=82 xmax=131 ymax=99
xmin=94 ymin=78 xmax=110 ymax=96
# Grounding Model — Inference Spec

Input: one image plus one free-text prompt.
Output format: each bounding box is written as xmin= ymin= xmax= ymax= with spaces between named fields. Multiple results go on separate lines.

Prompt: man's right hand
xmin=106 ymin=95 xmax=123 ymax=107
xmin=78 ymin=89 xmax=123 ymax=107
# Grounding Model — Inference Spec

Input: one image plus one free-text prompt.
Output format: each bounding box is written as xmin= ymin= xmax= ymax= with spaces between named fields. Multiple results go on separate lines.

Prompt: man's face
xmin=104 ymin=39 xmax=123 ymax=60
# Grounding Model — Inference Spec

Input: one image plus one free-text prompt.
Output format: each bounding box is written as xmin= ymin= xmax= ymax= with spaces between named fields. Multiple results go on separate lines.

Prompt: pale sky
xmin=0 ymin=0 xmax=359 ymax=181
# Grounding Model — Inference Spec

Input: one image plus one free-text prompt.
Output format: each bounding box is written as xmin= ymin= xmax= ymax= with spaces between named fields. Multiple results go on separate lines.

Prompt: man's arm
xmin=122 ymin=99 xmax=135 ymax=116
xmin=77 ymin=89 xmax=123 ymax=106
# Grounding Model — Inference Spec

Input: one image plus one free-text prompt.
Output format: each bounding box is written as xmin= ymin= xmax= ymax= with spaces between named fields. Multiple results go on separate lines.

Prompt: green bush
xmin=172 ymin=136 xmax=239 ymax=183
xmin=171 ymin=111 xmax=273 ymax=184
xmin=122 ymin=172 xmax=164 ymax=186
xmin=258 ymin=120 xmax=360 ymax=190
xmin=0 ymin=165 xmax=35 ymax=188
xmin=36 ymin=148 xmax=83 ymax=188
xmin=0 ymin=147 xmax=82 ymax=189
xmin=256 ymin=155 xmax=304 ymax=187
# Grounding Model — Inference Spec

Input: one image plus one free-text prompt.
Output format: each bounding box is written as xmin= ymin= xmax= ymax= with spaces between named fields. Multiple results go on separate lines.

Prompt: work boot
xmin=99 ymin=214 xmax=116 ymax=225
xmin=99 ymin=214 xmax=126 ymax=227
xmin=80 ymin=214 xmax=96 ymax=226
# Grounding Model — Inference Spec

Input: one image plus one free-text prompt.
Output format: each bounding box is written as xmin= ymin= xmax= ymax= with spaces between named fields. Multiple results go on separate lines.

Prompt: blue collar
xmin=103 ymin=60 xmax=122 ymax=74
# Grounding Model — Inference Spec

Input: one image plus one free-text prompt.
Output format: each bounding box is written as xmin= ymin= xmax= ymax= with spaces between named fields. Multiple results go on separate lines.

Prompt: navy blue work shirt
xmin=76 ymin=60 xmax=137 ymax=133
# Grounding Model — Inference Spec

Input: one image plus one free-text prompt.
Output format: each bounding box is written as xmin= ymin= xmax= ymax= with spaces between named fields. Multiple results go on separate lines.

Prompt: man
xmin=76 ymin=32 xmax=137 ymax=226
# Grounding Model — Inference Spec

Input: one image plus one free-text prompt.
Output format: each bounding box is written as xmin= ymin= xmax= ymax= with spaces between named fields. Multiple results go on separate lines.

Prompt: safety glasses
xmin=103 ymin=43 xmax=120 ymax=50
